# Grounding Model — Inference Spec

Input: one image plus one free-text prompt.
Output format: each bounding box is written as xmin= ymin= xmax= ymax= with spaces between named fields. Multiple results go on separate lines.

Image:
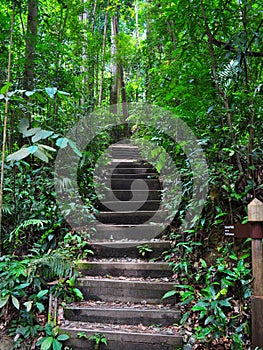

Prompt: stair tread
xmin=77 ymin=276 xmax=174 ymax=284
xmin=77 ymin=260 xmax=171 ymax=267
xmin=65 ymin=300 xmax=177 ymax=311
xmin=61 ymin=321 xmax=181 ymax=339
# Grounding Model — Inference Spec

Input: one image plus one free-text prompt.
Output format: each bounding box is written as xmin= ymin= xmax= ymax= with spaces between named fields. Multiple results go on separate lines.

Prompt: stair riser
xmin=77 ymin=279 xmax=175 ymax=304
xmin=109 ymin=162 xmax=155 ymax=168
xmin=62 ymin=330 xmax=182 ymax=350
xmin=96 ymin=211 xmax=166 ymax=225
xmin=97 ymin=200 xmax=161 ymax=212
xmin=103 ymin=179 xmax=161 ymax=191
xmin=110 ymin=167 xmax=157 ymax=175
xmin=77 ymin=262 xmax=172 ymax=278
xmin=89 ymin=242 xmax=170 ymax=259
xmin=102 ymin=190 xmax=162 ymax=201
xmin=106 ymin=173 xmax=158 ymax=179
xmin=64 ymin=308 xmax=180 ymax=326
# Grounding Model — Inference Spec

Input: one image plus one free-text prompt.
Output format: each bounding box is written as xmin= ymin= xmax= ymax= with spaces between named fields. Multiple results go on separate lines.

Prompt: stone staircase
xmin=61 ymin=141 xmax=182 ymax=349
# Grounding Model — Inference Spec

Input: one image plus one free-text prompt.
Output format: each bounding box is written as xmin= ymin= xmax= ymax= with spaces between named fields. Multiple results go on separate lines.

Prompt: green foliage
xmin=137 ymin=244 xmax=153 ymax=258
xmin=78 ymin=332 xmax=108 ymax=350
xmin=164 ymin=240 xmax=252 ymax=346
xmin=36 ymin=323 xmax=70 ymax=350
xmin=0 ymin=249 xmax=79 ymax=348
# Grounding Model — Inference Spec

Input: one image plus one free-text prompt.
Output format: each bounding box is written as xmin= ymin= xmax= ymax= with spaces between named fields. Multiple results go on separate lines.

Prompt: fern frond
xmin=9 ymin=219 xmax=47 ymax=243
xmin=2 ymin=203 xmax=14 ymax=215
xmin=27 ymin=252 xmax=73 ymax=282
xmin=218 ymin=59 xmax=240 ymax=91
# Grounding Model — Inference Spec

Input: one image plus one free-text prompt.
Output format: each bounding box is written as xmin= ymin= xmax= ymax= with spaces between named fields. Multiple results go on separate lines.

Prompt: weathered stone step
xmin=77 ymin=277 xmax=175 ymax=304
xmin=90 ymin=224 xmax=163 ymax=241
xmin=107 ymin=173 xmax=158 ymax=179
xmin=62 ymin=322 xmax=183 ymax=350
xmin=110 ymin=167 xmax=157 ymax=175
xmin=102 ymin=189 xmax=162 ymax=201
xmin=97 ymin=200 xmax=161 ymax=212
xmin=88 ymin=240 xmax=170 ymax=259
xmin=64 ymin=303 xmax=180 ymax=326
xmin=107 ymin=178 xmax=161 ymax=191
xmin=76 ymin=261 xmax=173 ymax=278
xmin=96 ymin=210 xmax=167 ymax=225
xmin=109 ymin=161 xmax=154 ymax=168
xmin=110 ymin=151 xmax=141 ymax=158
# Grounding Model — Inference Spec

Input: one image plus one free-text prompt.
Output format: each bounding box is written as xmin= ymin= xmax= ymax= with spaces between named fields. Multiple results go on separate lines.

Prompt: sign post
xmin=248 ymin=198 xmax=263 ymax=348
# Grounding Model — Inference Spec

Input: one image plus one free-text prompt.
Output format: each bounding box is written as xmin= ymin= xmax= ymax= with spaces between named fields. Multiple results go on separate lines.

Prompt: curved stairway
xmin=61 ymin=141 xmax=182 ymax=349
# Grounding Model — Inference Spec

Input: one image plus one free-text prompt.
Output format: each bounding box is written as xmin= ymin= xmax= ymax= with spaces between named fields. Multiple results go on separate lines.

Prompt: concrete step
xmin=77 ymin=277 xmax=176 ymax=304
xmin=107 ymin=173 xmax=158 ymax=179
xmin=110 ymin=167 xmax=157 ymax=175
xmin=102 ymin=190 xmax=162 ymax=201
xmin=88 ymin=240 xmax=170 ymax=259
xmin=109 ymin=161 xmax=154 ymax=168
xmin=107 ymin=178 xmax=161 ymax=191
xmin=61 ymin=322 xmax=183 ymax=350
xmin=76 ymin=261 xmax=173 ymax=278
xmin=96 ymin=210 xmax=167 ymax=225
xmin=90 ymin=224 xmax=164 ymax=241
xmin=64 ymin=302 xmax=180 ymax=326
xmin=110 ymin=151 xmax=141 ymax=157
xmin=97 ymin=200 xmax=161 ymax=212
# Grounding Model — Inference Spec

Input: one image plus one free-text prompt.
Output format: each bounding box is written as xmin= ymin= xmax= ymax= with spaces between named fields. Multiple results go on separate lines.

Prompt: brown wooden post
xmin=248 ymin=198 xmax=263 ymax=348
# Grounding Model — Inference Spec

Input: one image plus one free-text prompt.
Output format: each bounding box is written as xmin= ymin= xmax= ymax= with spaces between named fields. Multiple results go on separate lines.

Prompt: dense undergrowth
xmin=163 ymin=237 xmax=252 ymax=349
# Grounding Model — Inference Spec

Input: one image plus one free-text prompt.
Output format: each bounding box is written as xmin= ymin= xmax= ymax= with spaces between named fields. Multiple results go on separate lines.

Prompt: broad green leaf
xmin=36 ymin=302 xmax=45 ymax=312
xmin=45 ymin=323 xmax=53 ymax=336
xmin=28 ymin=145 xmax=39 ymax=154
xmin=200 ymin=258 xmax=207 ymax=268
xmin=57 ymin=90 xmax=70 ymax=96
xmin=56 ymin=138 xmax=68 ymax=149
xmin=25 ymin=90 xmax=35 ymax=97
xmin=18 ymin=118 xmax=30 ymax=133
xmin=204 ymin=315 xmax=214 ymax=325
xmin=0 ymin=82 xmax=12 ymax=94
xmin=37 ymin=290 xmax=49 ymax=299
xmin=14 ymin=282 xmax=30 ymax=290
xmin=162 ymin=290 xmax=177 ymax=299
xmin=37 ymin=144 xmax=56 ymax=152
xmin=34 ymin=149 xmax=49 ymax=163
xmin=68 ymin=139 xmax=82 ymax=157
xmin=73 ymin=288 xmax=83 ymax=300
xmin=57 ymin=334 xmax=70 ymax=341
xmin=23 ymin=127 xmax=41 ymax=137
xmin=24 ymin=301 xmax=33 ymax=312
xmin=52 ymin=339 xmax=62 ymax=350
xmin=0 ymin=295 xmax=10 ymax=308
xmin=192 ymin=305 xmax=207 ymax=312
xmin=7 ymin=147 xmax=31 ymax=162
xmin=36 ymin=337 xmax=45 ymax=346
xmin=45 ymin=87 xmax=57 ymax=98
xmin=40 ymin=337 xmax=53 ymax=350
xmin=11 ymin=295 xmax=20 ymax=309
xmin=32 ymin=130 xmax=54 ymax=143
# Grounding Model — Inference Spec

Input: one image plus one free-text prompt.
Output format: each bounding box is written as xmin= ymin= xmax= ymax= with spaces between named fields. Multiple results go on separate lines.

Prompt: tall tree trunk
xmin=110 ymin=14 xmax=120 ymax=110
xmin=23 ymin=0 xmax=38 ymax=92
xmin=134 ymin=1 xmax=140 ymax=102
xmin=0 ymin=2 xmax=15 ymax=255
xmin=98 ymin=5 xmax=109 ymax=107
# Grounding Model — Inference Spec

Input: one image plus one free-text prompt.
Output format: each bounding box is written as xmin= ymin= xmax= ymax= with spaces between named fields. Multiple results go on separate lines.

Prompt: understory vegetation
xmin=0 ymin=0 xmax=262 ymax=348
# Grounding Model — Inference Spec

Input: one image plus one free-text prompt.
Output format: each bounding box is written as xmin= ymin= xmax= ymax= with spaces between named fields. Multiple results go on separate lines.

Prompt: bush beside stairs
xmin=61 ymin=141 xmax=183 ymax=349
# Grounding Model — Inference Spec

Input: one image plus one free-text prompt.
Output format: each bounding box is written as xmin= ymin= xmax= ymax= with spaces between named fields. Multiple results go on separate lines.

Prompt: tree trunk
xmin=110 ymin=14 xmax=120 ymax=110
xmin=23 ymin=0 xmax=38 ymax=92
xmin=98 ymin=6 xmax=109 ymax=107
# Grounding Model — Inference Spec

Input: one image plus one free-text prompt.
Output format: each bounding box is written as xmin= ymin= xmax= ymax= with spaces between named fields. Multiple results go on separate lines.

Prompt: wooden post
xmin=248 ymin=198 xmax=263 ymax=348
